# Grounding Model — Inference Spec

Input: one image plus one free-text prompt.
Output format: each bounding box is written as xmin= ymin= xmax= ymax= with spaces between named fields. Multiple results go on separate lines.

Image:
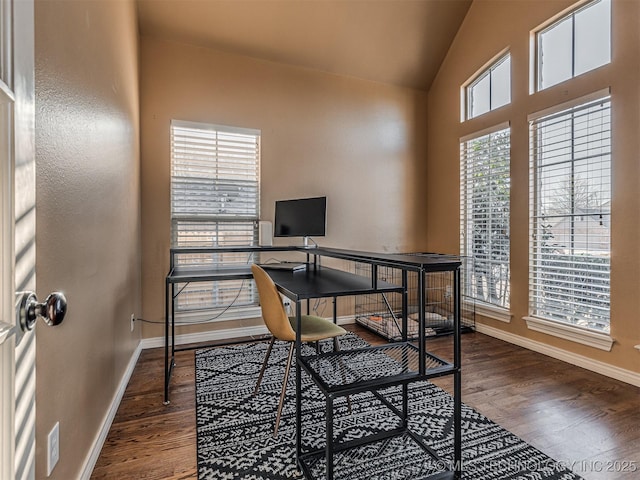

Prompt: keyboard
xmin=259 ymin=262 xmax=307 ymax=272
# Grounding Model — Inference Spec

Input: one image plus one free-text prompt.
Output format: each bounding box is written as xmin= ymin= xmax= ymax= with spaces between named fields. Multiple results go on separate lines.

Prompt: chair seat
xmin=288 ymin=315 xmax=347 ymax=342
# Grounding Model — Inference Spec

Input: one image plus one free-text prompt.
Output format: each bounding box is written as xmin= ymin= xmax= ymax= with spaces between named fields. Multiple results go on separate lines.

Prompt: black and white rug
xmin=195 ymin=334 xmax=582 ymax=480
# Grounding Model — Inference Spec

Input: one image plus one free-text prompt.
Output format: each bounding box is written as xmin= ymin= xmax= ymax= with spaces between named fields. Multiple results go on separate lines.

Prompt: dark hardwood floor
xmin=91 ymin=325 xmax=640 ymax=479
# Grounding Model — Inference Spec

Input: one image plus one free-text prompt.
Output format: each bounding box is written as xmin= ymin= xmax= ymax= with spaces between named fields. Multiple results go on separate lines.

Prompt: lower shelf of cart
xmin=299 ymin=342 xmax=454 ymax=395
xmin=298 ymin=429 xmax=457 ymax=480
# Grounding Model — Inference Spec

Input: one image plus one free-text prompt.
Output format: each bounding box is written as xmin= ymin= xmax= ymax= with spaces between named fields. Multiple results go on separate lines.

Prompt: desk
xmin=164 ymin=246 xmax=299 ymax=404
xmin=165 ymin=246 xmax=462 ymax=479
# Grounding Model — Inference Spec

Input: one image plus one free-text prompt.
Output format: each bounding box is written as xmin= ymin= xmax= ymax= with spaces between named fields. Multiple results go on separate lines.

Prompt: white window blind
xmin=460 ymin=125 xmax=511 ymax=308
xmin=170 ymin=120 xmax=260 ymax=314
xmin=529 ymin=96 xmax=611 ymax=332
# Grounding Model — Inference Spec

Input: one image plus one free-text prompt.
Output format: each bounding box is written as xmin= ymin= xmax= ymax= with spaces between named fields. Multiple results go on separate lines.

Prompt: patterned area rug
xmin=195 ymin=334 xmax=582 ymax=480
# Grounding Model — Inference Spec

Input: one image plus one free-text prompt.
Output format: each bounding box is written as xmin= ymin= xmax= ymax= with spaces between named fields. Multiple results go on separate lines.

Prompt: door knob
xmin=17 ymin=291 xmax=67 ymax=333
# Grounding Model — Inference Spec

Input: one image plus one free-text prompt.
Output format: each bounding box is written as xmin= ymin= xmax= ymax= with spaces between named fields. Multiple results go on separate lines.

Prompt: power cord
xmin=141 ymin=252 xmax=257 ymax=326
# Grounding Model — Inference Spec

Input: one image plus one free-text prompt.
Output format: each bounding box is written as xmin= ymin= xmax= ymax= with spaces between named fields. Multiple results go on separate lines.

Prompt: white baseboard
xmin=79 ymin=341 xmax=143 ymax=480
xmin=475 ymin=323 xmax=640 ymax=387
xmin=140 ymin=315 xmax=356 ymax=350
xmin=140 ymin=316 xmax=354 ymax=350
xmin=140 ymin=324 xmax=270 ymax=349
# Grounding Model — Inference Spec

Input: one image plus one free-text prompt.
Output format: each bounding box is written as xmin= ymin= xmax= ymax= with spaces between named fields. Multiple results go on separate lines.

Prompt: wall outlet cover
xmin=47 ymin=421 xmax=60 ymax=476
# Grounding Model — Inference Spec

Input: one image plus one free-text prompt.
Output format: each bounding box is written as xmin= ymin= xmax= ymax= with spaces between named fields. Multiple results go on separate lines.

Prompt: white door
xmin=0 ymin=0 xmax=37 ymax=479
xmin=0 ymin=82 xmax=17 ymax=479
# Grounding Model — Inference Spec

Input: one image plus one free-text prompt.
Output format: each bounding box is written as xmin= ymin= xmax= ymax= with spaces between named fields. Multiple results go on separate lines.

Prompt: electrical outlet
xmin=47 ymin=422 xmax=59 ymax=476
xmin=282 ymin=297 xmax=292 ymax=315
xmin=130 ymin=314 xmax=135 ymax=332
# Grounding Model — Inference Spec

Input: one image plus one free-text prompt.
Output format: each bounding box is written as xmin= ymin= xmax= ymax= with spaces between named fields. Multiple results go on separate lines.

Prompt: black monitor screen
xmin=274 ymin=196 xmax=326 ymax=237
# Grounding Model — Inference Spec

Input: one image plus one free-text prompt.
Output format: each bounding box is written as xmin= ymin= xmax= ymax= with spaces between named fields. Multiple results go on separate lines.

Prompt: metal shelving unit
xmin=290 ymin=249 xmax=463 ymax=480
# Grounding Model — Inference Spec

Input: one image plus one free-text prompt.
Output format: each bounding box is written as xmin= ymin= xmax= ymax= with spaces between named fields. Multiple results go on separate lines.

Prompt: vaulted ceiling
xmin=136 ymin=0 xmax=472 ymax=91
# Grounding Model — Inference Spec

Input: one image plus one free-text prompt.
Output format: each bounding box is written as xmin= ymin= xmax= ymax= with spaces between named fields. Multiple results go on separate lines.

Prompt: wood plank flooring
xmin=91 ymin=326 xmax=640 ymax=479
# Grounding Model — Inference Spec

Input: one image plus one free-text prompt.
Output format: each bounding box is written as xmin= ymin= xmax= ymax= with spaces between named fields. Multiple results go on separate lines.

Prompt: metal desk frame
xmin=164 ymin=246 xmax=298 ymax=404
xmin=165 ymin=246 xmax=462 ymax=479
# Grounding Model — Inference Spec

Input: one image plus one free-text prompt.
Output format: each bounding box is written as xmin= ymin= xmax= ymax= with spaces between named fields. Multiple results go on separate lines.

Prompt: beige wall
xmin=140 ymin=36 xmax=429 ymax=338
xmin=427 ymin=0 xmax=640 ymax=372
xmin=34 ymin=0 xmax=140 ymax=478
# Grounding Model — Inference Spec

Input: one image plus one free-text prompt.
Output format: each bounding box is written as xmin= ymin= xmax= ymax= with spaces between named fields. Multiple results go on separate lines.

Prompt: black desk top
xmin=265 ymin=266 xmax=403 ymax=300
xmin=313 ymin=247 xmax=461 ymax=271
xmin=168 ymin=245 xmax=462 ymax=273
xmin=167 ymin=246 xmax=462 ymax=286
xmin=167 ymin=265 xmax=253 ymax=283
xmin=167 ymin=263 xmax=403 ymax=300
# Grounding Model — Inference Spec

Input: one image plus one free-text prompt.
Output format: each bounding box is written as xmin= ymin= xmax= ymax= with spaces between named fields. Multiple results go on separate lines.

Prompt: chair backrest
xmin=251 ymin=264 xmax=296 ymax=341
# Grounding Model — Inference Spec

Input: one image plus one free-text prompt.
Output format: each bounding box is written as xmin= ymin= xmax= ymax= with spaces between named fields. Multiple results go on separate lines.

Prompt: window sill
xmin=175 ymin=306 xmax=262 ymax=325
xmin=473 ymin=302 xmax=512 ymax=323
xmin=523 ymin=316 xmax=614 ymax=351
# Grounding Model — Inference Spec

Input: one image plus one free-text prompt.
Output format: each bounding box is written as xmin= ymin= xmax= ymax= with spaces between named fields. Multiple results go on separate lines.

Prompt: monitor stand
xmin=303 ymin=236 xmax=317 ymax=248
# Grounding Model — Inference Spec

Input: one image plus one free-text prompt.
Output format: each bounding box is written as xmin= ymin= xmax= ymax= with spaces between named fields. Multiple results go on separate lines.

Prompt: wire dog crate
xmin=354 ymin=254 xmax=475 ymax=341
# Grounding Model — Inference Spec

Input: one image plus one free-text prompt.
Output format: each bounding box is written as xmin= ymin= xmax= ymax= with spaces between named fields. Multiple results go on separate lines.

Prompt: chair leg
xmin=254 ymin=336 xmax=276 ymax=396
xmin=274 ymin=342 xmax=295 ymax=437
xmin=333 ymin=337 xmax=352 ymax=413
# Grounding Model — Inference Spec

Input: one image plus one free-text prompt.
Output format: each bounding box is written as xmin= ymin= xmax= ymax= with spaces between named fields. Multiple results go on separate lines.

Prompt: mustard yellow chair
xmin=251 ymin=264 xmax=347 ymax=437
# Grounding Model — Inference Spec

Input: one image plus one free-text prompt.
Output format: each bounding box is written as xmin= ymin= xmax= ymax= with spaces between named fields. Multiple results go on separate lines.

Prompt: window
xmin=170 ymin=120 xmax=260 ymax=314
xmin=536 ymin=0 xmax=611 ymax=91
xmin=466 ymin=53 xmax=511 ymax=120
xmin=529 ymin=95 xmax=611 ymax=333
xmin=460 ymin=125 xmax=511 ymax=309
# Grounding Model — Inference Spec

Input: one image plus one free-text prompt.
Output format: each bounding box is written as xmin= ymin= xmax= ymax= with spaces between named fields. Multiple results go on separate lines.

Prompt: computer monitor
xmin=274 ymin=196 xmax=326 ymax=246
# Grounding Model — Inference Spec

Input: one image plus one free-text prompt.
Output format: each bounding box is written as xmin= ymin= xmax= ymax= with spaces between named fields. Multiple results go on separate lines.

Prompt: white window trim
xmin=473 ymin=301 xmax=512 ymax=323
xmin=461 ymin=48 xmax=510 ymax=122
xmin=172 ymin=119 xmax=260 ymax=137
xmin=635 ymin=345 xmax=640 ymax=352
xmin=528 ymin=89 xmax=611 ymax=336
xmin=531 ymin=0 xmax=611 ymax=92
xmin=524 ymin=315 xmax=614 ymax=351
xmin=460 ymin=121 xmax=511 ymax=143
xmin=527 ymin=87 xmax=611 ymax=122
xmin=170 ymin=120 xmax=261 ymax=317
xmin=529 ymin=0 xmax=610 ymax=93
xmin=460 ymin=122 xmax=511 ymax=311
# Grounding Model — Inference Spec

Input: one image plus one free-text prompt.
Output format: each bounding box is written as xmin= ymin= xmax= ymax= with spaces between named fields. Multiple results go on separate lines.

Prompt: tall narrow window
xmin=529 ymin=95 xmax=611 ymax=332
xmin=536 ymin=0 xmax=611 ymax=91
xmin=460 ymin=125 xmax=511 ymax=309
xmin=170 ymin=120 xmax=260 ymax=314
xmin=466 ymin=53 xmax=511 ymax=120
